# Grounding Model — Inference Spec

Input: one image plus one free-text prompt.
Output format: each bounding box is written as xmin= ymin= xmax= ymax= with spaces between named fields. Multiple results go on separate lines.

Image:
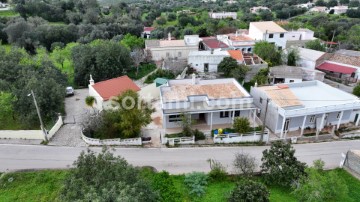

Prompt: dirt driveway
xmin=49 ymin=89 xmax=90 ymax=147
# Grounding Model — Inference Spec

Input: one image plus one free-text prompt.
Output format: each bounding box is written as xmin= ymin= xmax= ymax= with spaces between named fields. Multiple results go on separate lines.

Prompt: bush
xmin=233 ymin=152 xmax=257 ymax=177
xmin=194 ymin=129 xmax=205 ymax=141
xmin=233 ymin=117 xmax=251 ymax=134
xmin=207 ymin=159 xmax=227 ymax=181
xmin=261 ymin=141 xmax=307 ymax=186
xmin=353 ymin=84 xmax=360 ymax=97
xmin=184 ymin=172 xmax=208 ymax=197
xmin=144 ymin=69 xmax=175 ymax=84
xmin=149 ymin=171 xmax=182 ymax=202
xmin=228 ymin=180 xmax=270 ymax=202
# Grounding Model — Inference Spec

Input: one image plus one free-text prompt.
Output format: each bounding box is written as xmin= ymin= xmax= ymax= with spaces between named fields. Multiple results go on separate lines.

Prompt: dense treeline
xmin=0 ymin=47 xmax=67 ymax=129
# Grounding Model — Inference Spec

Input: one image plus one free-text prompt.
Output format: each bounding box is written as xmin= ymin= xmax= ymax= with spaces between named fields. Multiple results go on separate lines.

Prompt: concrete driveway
xmin=49 ymin=89 xmax=90 ymax=147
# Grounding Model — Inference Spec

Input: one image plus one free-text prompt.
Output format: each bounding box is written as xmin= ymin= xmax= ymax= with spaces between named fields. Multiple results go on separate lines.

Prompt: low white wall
xmin=48 ymin=116 xmax=63 ymax=139
xmin=0 ymin=130 xmax=43 ymax=140
xmin=213 ymin=130 xmax=269 ymax=143
xmin=81 ymin=133 xmax=142 ymax=146
xmin=0 ymin=116 xmax=64 ymax=140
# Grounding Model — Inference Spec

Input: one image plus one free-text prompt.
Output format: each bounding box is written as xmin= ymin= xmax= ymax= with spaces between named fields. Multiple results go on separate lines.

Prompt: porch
xmin=164 ymin=109 xmax=261 ymax=134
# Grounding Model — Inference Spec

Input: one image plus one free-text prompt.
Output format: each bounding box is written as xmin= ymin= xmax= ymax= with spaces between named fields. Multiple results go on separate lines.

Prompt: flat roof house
xmin=88 ymin=75 xmax=141 ymax=111
xmin=145 ymin=35 xmax=199 ymax=61
xmin=209 ymin=12 xmax=237 ymax=19
xmin=249 ymin=21 xmax=288 ymax=50
xmin=250 ymin=81 xmax=360 ymax=139
xmin=160 ymin=76 xmax=257 ymax=131
xmin=217 ymin=33 xmax=256 ymax=53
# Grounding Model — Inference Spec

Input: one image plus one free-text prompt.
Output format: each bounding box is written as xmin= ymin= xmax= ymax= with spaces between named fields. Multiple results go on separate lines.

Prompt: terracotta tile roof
xmin=227 ymin=50 xmax=243 ymax=61
xmin=144 ymin=27 xmax=155 ymax=32
xmin=258 ymin=85 xmax=303 ymax=108
xmin=316 ymin=62 xmax=356 ymax=74
xmin=228 ymin=34 xmax=254 ymax=41
xmin=163 ymin=83 xmax=244 ymax=102
xmin=92 ymin=76 xmax=140 ymax=100
xmin=202 ymin=39 xmax=229 ymax=49
xmin=328 ymin=51 xmax=360 ymax=67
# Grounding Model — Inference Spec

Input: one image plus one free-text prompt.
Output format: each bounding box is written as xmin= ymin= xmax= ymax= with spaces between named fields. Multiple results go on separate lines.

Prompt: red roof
xmin=92 ymin=76 xmax=140 ymax=100
xmin=144 ymin=27 xmax=155 ymax=32
xmin=202 ymin=39 xmax=229 ymax=49
xmin=227 ymin=50 xmax=243 ymax=61
xmin=316 ymin=62 xmax=356 ymax=74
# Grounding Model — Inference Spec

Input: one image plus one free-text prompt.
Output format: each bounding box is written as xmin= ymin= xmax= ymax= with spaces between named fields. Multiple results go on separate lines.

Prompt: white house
xmin=217 ymin=32 xmax=256 ymax=53
xmin=209 ymin=12 xmax=237 ymax=19
xmin=296 ymin=2 xmax=314 ymax=8
xmin=296 ymin=47 xmax=326 ymax=69
xmin=160 ymin=77 xmax=257 ymax=130
xmin=88 ymin=75 xmax=141 ymax=111
xmin=145 ymin=35 xmax=199 ymax=61
xmin=250 ymin=81 xmax=360 ymax=138
xmin=309 ymin=6 xmax=329 ymax=13
xmin=249 ymin=21 xmax=288 ymax=50
xmin=330 ymin=6 xmax=348 ymax=14
xmin=269 ymin=66 xmax=303 ymax=84
xmin=285 ymin=29 xmax=317 ymax=48
xmin=250 ymin=6 xmax=270 ymax=13
xmin=188 ymin=50 xmax=230 ymax=72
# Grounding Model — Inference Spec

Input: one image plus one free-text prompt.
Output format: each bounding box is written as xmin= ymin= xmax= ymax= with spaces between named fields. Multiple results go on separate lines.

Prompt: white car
xmin=66 ymin=86 xmax=74 ymax=96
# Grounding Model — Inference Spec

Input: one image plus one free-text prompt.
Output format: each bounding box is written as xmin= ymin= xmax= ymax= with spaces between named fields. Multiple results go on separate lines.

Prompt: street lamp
xmin=28 ymin=90 xmax=48 ymax=142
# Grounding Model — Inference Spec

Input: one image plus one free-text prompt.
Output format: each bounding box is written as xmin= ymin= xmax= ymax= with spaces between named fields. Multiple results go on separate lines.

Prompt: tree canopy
xmin=254 ymin=41 xmax=282 ymax=67
xmin=60 ymin=148 xmax=159 ymax=201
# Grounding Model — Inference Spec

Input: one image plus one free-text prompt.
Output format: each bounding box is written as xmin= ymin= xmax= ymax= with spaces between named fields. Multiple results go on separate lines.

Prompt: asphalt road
xmin=1 ymin=140 xmax=360 ymax=174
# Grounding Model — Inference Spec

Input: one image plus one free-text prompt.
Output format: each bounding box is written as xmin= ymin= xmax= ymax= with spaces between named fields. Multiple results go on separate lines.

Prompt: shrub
xmin=144 ymin=69 xmax=175 ymax=84
xmin=293 ymin=160 xmax=348 ymax=202
xmin=149 ymin=171 xmax=182 ymax=202
xmin=228 ymin=180 xmax=270 ymax=202
xmin=233 ymin=152 xmax=257 ymax=177
xmin=184 ymin=172 xmax=208 ymax=197
xmin=207 ymin=159 xmax=227 ymax=181
xmin=261 ymin=141 xmax=307 ymax=186
xmin=233 ymin=117 xmax=251 ymax=134
xmin=353 ymin=84 xmax=360 ymax=97
xmin=194 ymin=129 xmax=205 ymax=141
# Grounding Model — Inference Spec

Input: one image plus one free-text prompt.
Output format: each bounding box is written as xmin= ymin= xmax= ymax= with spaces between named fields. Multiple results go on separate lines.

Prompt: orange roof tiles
xmin=92 ymin=75 xmax=140 ymax=100
xmin=227 ymin=50 xmax=243 ymax=61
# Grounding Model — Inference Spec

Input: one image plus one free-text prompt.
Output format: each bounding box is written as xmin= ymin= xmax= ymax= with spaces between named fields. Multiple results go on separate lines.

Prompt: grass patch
xmin=0 ymin=118 xmax=24 ymax=130
xmin=0 ymin=10 xmax=19 ymax=17
xmin=0 ymin=170 xmax=68 ymax=202
xmin=144 ymin=69 xmax=175 ymax=84
xmin=127 ymin=63 xmax=157 ymax=80
xmin=333 ymin=168 xmax=360 ymax=201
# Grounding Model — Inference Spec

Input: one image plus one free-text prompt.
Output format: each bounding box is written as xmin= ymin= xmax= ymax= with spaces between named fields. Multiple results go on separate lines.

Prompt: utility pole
xmin=30 ymin=90 xmax=48 ymax=142
xmin=260 ymin=98 xmax=270 ymax=142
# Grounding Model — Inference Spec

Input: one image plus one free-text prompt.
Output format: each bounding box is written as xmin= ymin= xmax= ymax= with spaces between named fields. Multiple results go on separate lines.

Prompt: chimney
xmin=168 ymin=32 xmax=171 ymax=41
xmin=89 ymin=74 xmax=94 ymax=85
xmin=192 ymin=73 xmax=196 ymax=85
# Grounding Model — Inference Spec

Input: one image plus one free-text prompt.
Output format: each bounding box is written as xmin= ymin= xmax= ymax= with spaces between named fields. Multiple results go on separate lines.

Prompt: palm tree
xmin=85 ymin=96 xmax=96 ymax=114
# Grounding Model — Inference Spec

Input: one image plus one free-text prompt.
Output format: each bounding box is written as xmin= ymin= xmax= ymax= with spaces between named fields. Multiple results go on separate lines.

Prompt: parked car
xmin=66 ymin=86 xmax=74 ymax=96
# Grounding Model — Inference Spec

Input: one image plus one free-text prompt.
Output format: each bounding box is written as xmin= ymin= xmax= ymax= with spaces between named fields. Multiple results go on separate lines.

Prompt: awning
xmin=316 ymin=62 xmax=356 ymax=74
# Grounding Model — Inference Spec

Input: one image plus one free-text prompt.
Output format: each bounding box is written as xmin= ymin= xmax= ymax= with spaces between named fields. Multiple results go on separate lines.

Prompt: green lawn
xmin=0 ymin=169 xmax=359 ymax=202
xmin=127 ymin=63 xmax=157 ymax=80
xmin=0 ymin=10 xmax=19 ymax=17
xmin=0 ymin=170 xmax=68 ymax=202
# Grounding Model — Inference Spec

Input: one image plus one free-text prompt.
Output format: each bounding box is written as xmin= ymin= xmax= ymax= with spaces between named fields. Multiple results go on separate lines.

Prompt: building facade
xmin=250 ymin=81 xmax=360 ymax=138
xmin=160 ymin=77 xmax=257 ymax=130
xmin=249 ymin=21 xmax=288 ymax=50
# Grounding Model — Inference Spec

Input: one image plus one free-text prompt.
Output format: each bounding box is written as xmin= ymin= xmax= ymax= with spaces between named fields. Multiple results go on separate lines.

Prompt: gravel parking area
xmin=48 ymin=89 xmax=89 ymax=147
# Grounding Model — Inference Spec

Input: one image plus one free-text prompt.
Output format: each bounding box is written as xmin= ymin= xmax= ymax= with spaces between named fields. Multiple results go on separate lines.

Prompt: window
xmin=309 ymin=115 xmax=315 ymax=123
xmin=220 ymin=111 xmax=229 ymax=118
xmin=169 ymin=115 xmax=181 ymax=122
xmin=280 ymin=33 xmax=284 ymax=38
xmin=166 ymin=52 xmax=170 ymax=57
xmin=269 ymin=34 xmax=273 ymax=38
xmin=260 ymin=97 xmax=263 ymax=104
xmin=195 ymin=64 xmax=198 ymax=66
xmin=233 ymin=111 xmax=241 ymax=117
xmin=278 ymin=47 xmax=282 ymax=51
xmin=289 ymin=80 xmax=294 ymax=83
xmin=178 ymin=52 xmax=182 ymax=57
xmin=337 ymin=112 xmax=341 ymax=119
xmin=204 ymin=63 xmax=209 ymax=72
xmin=247 ymin=48 xmax=252 ymax=52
